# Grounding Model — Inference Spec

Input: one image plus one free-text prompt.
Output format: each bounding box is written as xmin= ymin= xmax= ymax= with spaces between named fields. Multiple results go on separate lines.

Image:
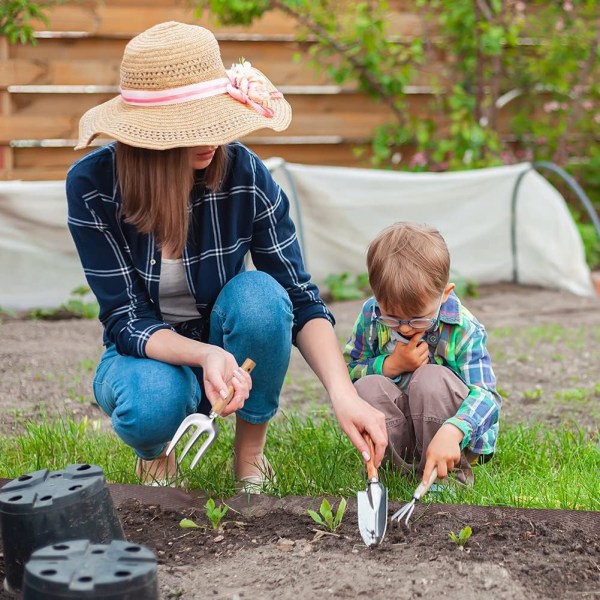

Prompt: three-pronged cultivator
xmin=166 ymin=358 xmax=256 ymax=469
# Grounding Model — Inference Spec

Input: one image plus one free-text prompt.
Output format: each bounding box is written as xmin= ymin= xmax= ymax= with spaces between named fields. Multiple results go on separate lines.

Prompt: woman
xmin=67 ymin=21 xmax=386 ymax=488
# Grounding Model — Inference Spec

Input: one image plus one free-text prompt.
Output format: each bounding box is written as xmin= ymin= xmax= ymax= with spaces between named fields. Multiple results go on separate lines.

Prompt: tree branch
xmin=272 ymin=0 xmax=404 ymax=121
xmin=553 ymin=20 xmax=600 ymax=165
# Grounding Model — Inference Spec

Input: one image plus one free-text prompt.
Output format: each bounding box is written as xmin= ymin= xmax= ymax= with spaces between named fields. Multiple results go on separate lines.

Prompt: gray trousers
xmin=354 ymin=364 xmax=475 ymax=484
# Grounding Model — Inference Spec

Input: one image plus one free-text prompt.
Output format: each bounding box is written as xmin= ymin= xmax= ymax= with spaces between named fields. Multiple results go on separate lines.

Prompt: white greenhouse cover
xmin=266 ymin=159 xmax=593 ymax=297
xmin=0 ymin=161 xmax=593 ymax=310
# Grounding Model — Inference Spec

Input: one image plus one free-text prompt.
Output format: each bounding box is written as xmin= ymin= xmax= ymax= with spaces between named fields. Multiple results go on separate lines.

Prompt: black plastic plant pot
xmin=0 ymin=464 xmax=125 ymax=594
xmin=22 ymin=539 xmax=158 ymax=600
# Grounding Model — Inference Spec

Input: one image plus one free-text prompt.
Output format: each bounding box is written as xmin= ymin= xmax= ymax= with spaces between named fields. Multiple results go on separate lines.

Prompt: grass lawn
xmin=0 ymin=414 xmax=597 ymax=512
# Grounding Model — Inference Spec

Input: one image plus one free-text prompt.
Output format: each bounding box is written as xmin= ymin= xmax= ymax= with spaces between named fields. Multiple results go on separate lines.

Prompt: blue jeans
xmin=93 ymin=271 xmax=293 ymax=460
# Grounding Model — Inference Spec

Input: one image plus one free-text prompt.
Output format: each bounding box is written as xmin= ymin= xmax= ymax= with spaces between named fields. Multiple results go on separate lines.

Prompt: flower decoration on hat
xmin=226 ymin=58 xmax=283 ymax=118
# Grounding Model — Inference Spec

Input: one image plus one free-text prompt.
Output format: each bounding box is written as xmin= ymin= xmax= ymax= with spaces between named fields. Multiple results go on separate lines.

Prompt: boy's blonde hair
xmin=367 ymin=222 xmax=450 ymax=316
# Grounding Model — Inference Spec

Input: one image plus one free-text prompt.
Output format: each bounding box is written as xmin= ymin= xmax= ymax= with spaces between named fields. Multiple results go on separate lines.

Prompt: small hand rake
xmin=166 ymin=358 xmax=256 ymax=469
xmin=391 ymin=467 xmax=438 ymax=528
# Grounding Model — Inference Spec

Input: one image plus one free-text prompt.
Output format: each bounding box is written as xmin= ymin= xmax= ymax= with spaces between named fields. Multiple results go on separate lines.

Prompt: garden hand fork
xmin=166 ymin=358 xmax=256 ymax=469
xmin=391 ymin=467 xmax=438 ymax=528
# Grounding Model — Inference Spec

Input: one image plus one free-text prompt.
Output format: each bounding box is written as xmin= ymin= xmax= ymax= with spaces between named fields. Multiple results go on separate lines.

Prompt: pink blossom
xmin=516 ymin=1 xmax=526 ymax=12
xmin=543 ymin=101 xmax=560 ymax=113
xmin=556 ymin=18 xmax=564 ymax=31
xmin=563 ymin=1 xmax=573 ymax=11
xmin=409 ymin=152 xmax=428 ymax=167
xmin=581 ymin=100 xmax=594 ymax=111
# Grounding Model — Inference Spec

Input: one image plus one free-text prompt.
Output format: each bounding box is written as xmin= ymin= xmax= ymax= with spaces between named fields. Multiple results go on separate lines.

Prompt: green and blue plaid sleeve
xmin=443 ymin=315 xmax=501 ymax=454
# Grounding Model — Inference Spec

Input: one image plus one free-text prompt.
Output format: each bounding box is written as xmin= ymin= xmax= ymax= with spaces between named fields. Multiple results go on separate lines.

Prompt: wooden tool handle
xmin=414 ymin=467 xmax=438 ymax=500
xmin=211 ymin=358 xmax=256 ymax=415
xmin=362 ymin=432 xmax=378 ymax=480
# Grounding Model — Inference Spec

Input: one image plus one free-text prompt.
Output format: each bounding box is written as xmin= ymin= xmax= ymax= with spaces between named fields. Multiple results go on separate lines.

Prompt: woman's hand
xmin=295 ymin=318 xmax=388 ymax=467
xmin=145 ymin=329 xmax=252 ymax=416
xmin=423 ymin=423 xmax=464 ymax=482
xmin=332 ymin=390 xmax=388 ymax=467
xmin=202 ymin=348 xmax=253 ymax=417
xmin=383 ymin=332 xmax=429 ymax=377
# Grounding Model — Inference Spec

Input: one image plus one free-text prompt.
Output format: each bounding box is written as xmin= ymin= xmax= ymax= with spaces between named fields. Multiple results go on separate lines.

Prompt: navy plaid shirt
xmin=66 ymin=142 xmax=333 ymax=357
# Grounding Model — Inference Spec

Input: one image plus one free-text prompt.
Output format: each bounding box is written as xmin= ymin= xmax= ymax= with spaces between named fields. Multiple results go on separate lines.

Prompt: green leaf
xmin=334 ymin=497 xmax=347 ymax=528
xmin=307 ymin=509 xmax=325 ymax=526
xmin=179 ymin=518 xmax=201 ymax=528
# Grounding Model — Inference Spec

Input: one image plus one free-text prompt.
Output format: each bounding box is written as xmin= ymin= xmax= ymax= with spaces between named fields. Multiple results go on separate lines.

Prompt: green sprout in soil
xmin=307 ymin=497 xmax=347 ymax=532
xmin=179 ymin=498 xmax=229 ymax=530
xmin=449 ymin=525 xmax=472 ymax=547
xmin=205 ymin=498 xmax=228 ymax=529
xmin=179 ymin=518 xmax=203 ymax=529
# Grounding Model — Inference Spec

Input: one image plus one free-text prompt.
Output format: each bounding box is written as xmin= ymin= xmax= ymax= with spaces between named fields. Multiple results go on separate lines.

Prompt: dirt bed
xmin=123 ymin=496 xmax=599 ymax=600
xmin=1 ymin=494 xmax=597 ymax=600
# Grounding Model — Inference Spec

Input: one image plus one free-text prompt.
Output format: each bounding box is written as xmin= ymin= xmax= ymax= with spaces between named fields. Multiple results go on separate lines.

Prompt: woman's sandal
xmin=235 ymin=456 xmax=277 ymax=495
xmin=135 ymin=456 xmax=179 ymax=488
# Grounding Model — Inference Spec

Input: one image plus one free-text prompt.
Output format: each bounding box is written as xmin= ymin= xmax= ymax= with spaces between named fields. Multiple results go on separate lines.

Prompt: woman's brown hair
xmin=116 ymin=143 xmax=229 ymax=256
xmin=367 ymin=222 xmax=450 ymax=316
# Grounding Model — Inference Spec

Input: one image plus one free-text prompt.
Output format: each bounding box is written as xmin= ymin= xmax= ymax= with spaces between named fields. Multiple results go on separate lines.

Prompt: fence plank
xmin=33 ymin=2 xmax=424 ymax=38
xmin=4 ymin=141 xmax=379 ymax=179
xmin=2 ymin=91 xmax=438 ymax=142
xmin=2 ymin=40 xmax=333 ymax=88
xmin=2 ymin=53 xmax=451 ymax=91
xmin=3 ymin=89 xmax=536 ymax=144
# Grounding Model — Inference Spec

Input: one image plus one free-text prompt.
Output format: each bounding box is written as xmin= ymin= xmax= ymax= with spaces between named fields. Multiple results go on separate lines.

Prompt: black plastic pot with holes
xmin=0 ymin=464 xmax=125 ymax=594
xmin=22 ymin=539 xmax=158 ymax=600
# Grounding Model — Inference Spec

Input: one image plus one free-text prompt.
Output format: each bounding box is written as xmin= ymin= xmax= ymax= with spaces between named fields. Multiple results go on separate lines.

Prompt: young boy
xmin=344 ymin=222 xmax=500 ymax=485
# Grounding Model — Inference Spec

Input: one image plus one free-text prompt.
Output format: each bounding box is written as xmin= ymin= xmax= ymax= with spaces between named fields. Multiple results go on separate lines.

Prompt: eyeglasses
xmin=376 ymin=293 xmax=444 ymax=330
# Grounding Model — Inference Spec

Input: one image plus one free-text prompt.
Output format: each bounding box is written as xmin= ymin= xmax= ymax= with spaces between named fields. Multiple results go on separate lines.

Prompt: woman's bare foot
xmin=135 ymin=445 xmax=178 ymax=485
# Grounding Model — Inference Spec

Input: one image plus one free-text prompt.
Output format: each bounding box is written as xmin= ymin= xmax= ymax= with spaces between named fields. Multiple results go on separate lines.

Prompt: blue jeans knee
xmin=209 ymin=271 xmax=293 ymax=424
xmin=93 ymin=345 xmax=200 ymax=460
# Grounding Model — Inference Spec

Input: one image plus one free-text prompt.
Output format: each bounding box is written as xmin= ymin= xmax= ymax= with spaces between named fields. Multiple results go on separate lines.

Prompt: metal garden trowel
xmin=357 ymin=433 xmax=388 ymax=548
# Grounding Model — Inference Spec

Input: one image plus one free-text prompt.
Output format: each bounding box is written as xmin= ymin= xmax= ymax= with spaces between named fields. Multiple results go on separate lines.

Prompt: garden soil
xmin=0 ymin=283 xmax=599 ymax=599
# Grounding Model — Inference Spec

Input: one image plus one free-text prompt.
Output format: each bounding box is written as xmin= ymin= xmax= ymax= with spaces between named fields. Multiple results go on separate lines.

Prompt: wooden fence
xmin=0 ymin=0 xmax=448 ymax=179
xmin=0 ymin=0 xmax=538 ymax=180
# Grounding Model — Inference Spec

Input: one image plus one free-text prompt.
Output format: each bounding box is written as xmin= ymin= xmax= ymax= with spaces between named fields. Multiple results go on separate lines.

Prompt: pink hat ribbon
xmin=120 ymin=60 xmax=282 ymax=118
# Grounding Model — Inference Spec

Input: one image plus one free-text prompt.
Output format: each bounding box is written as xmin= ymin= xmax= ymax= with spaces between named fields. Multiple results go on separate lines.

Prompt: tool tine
xmin=391 ymin=499 xmax=414 ymax=524
xmin=189 ymin=428 xmax=217 ymax=469
xmin=390 ymin=504 xmax=408 ymax=522
xmin=178 ymin=426 xmax=207 ymax=464
xmin=166 ymin=415 xmax=198 ymax=457
xmin=404 ymin=503 xmax=416 ymax=527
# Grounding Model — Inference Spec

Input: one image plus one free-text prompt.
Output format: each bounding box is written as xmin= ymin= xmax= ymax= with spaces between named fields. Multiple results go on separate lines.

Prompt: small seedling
xmin=522 ymin=387 xmax=543 ymax=402
xmin=205 ymin=498 xmax=228 ymax=529
xmin=179 ymin=518 xmax=202 ymax=529
xmin=449 ymin=525 xmax=472 ymax=547
xmin=61 ymin=285 xmax=100 ymax=319
xmin=307 ymin=498 xmax=347 ymax=533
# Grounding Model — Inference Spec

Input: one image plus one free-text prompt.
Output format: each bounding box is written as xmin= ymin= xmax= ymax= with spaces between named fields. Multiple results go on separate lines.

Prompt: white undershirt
xmin=158 ymin=258 xmax=200 ymax=325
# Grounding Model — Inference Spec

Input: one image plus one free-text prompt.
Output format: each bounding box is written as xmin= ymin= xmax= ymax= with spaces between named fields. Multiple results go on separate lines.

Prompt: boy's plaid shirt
xmin=66 ymin=142 xmax=333 ymax=358
xmin=344 ymin=293 xmax=500 ymax=455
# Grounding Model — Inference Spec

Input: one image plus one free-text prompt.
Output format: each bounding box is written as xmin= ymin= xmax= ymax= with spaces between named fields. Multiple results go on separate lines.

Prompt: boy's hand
xmin=423 ymin=424 xmax=464 ymax=482
xmin=382 ymin=332 xmax=429 ymax=377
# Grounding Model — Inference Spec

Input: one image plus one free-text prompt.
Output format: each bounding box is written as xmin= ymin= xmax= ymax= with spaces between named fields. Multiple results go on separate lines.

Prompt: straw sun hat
xmin=75 ymin=21 xmax=292 ymax=150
